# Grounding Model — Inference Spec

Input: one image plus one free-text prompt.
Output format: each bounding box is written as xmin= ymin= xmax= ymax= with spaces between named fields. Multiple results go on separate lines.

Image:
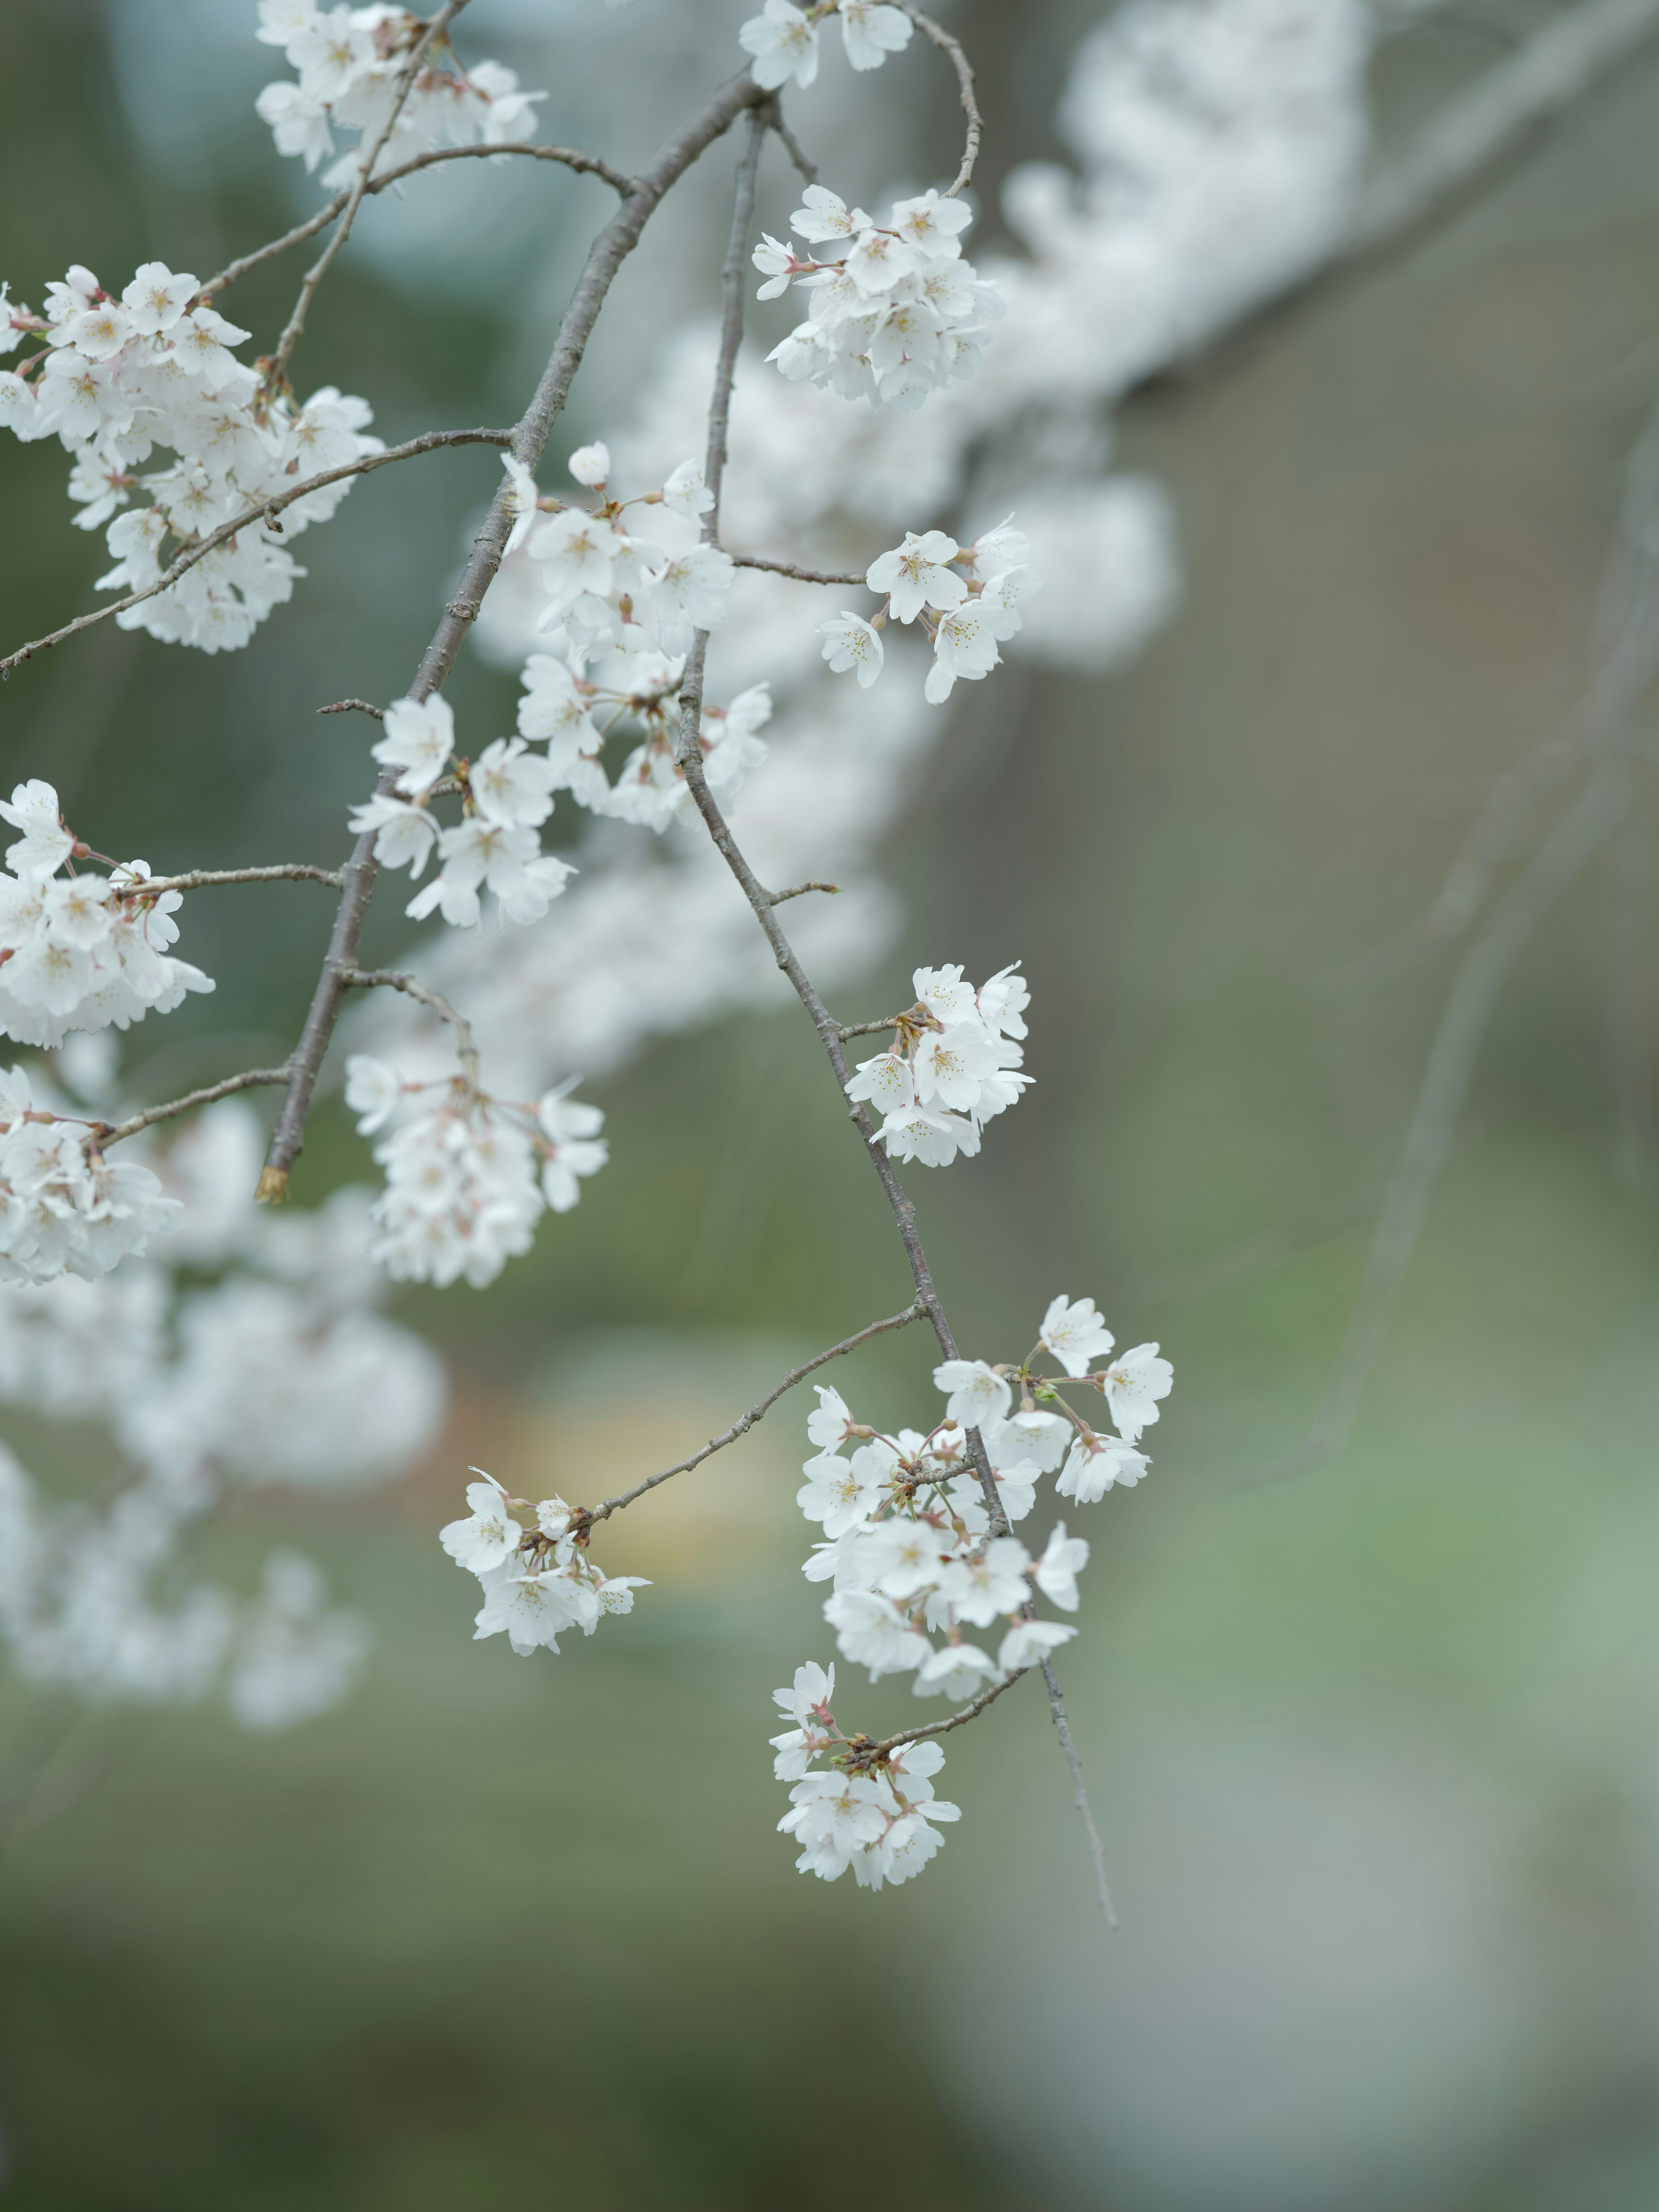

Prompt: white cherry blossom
xmin=739 ymin=0 xmax=820 ymax=89
xmin=1039 ymin=1294 xmax=1116 ymax=1378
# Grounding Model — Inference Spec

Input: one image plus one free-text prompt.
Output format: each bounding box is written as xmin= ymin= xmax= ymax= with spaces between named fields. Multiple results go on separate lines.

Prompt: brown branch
xmin=0 ymin=429 xmax=513 ymax=678
xmin=582 ymin=1301 xmax=925 ymax=1528
xmin=317 ymin=698 xmax=386 ymax=721
xmin=767 ymin=880 xmax=840 ymax=904
xmin=768 ymin=107 xmax=818 ymax=187
xmin=862 ymin=1667 xmax=1028 ymax=1754
xmin=265 ymin=1 xmax=469 ymax=394
xmin=111 ymin=864 xmax=345 ymax=898
xmin=674 ymin=97 xmax=1113 ymax=1914
xmin=896 ymin=4 xmax=982 ymax=198
xmin=732 ymin=553 xmax=864 ymax=586
xmin=192 ymin=143 xmax=632 ymax=310
xmin=338 ymin=966 xmax=479 ymax=1091
xmin=258 ymin=67 xmax=772 ymax=1200
xmin=95 ymin=1066 xmax=293 ymax=1148
xmin=835 ymin=1013 xmax=907 ymax=1039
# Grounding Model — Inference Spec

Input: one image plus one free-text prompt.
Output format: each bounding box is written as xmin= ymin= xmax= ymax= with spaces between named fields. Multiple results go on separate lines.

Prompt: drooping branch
xmin=896 ymin=4 xmax=982 ymax=197
xmin=111 ymin=864 xmax=346 ymax=898
xmin=95 ymin=1066 xmax=293 ymax=1148
xmin=257 ymin=67 xmax=773 ymax=1200
xmin=264 ymin=0 xmax=470 ymax=395
xmin=194 ymin=140 xmax=634 ymax=307
xmin=676 ymin=116 xmax=1115 ymax=1922
xmin=0 ymin=429 xmax=514 ymax=677
xmin=860 ymin=1668 xmax=1029 ymax=1755
xmin=732 ymin=553 xmax=864 ymax=586
xmin=581 ymin=1301 xmax=926 ymax=1528
xmin=338 ymin=966 xmax=479 ymax=1091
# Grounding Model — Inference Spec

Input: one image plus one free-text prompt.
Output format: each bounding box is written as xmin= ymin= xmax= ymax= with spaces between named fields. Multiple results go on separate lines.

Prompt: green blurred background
xmin=2 ymin=1 xmax=1659 ymax=2205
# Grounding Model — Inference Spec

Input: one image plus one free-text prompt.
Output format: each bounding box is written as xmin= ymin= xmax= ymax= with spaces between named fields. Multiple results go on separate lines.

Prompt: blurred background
xmin=2 ymin=0 xmax=1659 ymax=2205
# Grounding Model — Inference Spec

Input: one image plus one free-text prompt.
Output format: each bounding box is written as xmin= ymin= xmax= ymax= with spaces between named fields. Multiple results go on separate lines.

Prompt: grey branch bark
xmin=96 ymin=1066 xmax=293 ymax=1148
xmin=339 ymin=967 xmax=480 ymax=1091
xmin=111 ymin=864 xmax=345 ymax=898
xmin=677 ymin=118 xmax=1115 ymax=1923
xmin=257 ymin=67 xmax=771 ymax=1199
xmin=0 ymin=430 xmax=513 ymax=677
xmin=583 ymin=1302 xmax=925 ymax=1527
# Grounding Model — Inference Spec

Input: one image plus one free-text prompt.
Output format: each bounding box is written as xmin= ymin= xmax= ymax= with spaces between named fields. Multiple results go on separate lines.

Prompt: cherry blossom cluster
xmin=349 ymin=690 xmax=574 ymax=931
xmin=346 ymin=1055 xmax=606 ymax=1288
xmin=771 ymin=1664 xmax=962 ymax=1890
xmin=756 ymin=184 xmax=999 ymax=409
xmin=255 ymin=1 xmax=547 ymax=187
xmin=763 ymin=1296 xmax=1169 ymax=1886
xmin=439 ymin=1471 xmax=648 ymax=1656
xmin=0 ymin=257 xmax=380 ymax=653
xmin=822 ymin=516 xmax=1040 ymax=704
xmin=740 ymin=2 xmax=913 ymax=91
xmin=0 ymin=780 xmax=213 ymax=1050
xmin=0 ymin=1065 xmax=176 ymax=1287
xmin=0 ymin=1093 xmax=445 ymax=1726
xmin=845 ymin=961 xmax=1031 ymax=1167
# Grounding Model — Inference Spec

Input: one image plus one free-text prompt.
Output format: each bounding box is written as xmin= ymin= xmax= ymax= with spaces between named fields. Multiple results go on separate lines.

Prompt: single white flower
xmin=372 ymin=695 xmax=454 ymax=795
xmin=344 ymin=1054 xmax=403 ymax=1136
xmin=866 ymin=529 xmax=966 ymax=623
xmin=997 ymin=1618 xmax=1076 ymax=1675
xmin=1039 ymin=1294 xmax=1115 ymax=1378
xmin=441 ymin=1471 xmax=522 ymax=1574
xmin=121 ymin=262 xmax=199 ymax=337
xmin=738 ymin=0 xmax=820 ymax=89
xmin=1102 ymin=1343 xmax=1173 ymax=1442
xmin=839 ymin=0 xmax=912 ymax=70
xmin=1033 ymin=1521 xmax=1089 ymax=1611
xmin=933 ymin=1357 xmax=1010 ymax=1430
xmin=1055 ymin=1434 xmax=1150 ymax=1504
xmin=347 ymin=792 xmax=437 ymax=875
xmin=818 ymin=610 xmax=884 ymax=687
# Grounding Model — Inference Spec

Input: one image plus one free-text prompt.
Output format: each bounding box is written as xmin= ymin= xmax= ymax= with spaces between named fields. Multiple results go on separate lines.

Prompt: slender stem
xmin=257 ymin=69 xmax=771 ymax=1199
xmin=111 ymin=864 xmax=344 ymax=899
xmin=317 ymin=698 xmax=387 ymax=721
xmin=0 ymin=429 xmax=513 ymax=678
xmin=836 ymin=1014 xmax=908 ymax=1039
xmin=732 ymin=553 xmax=864 ymax=586
xmin=1039 ymin=1656 xmax=1118 ymax=1928
xmin=862 ymin=1668 xmax=1028 ymax=1754
xmin=766 ymin=880 xmax=841 ymax=905
xmin=582 ymin=1303 xmax=925 ymax=1527
xmin=265 ymin=0 xmax=470 ymax=395
xmin=895 ymin=5 xmax=982 ymax=197
xmin=338 ymin=966 xmax=479 ymax=1090
xmin=768 ymin=107 xmax=818 ymax=186
xmin=95 ymin=1067 xmax=293 ymax=1148
xmin=678 ymin=109 xmax=1114 ymax=1915
xmin=194 ymin=141 xmax=632 ymax=307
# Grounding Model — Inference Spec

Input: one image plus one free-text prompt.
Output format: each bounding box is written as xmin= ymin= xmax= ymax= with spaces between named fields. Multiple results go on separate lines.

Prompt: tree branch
xmin=338 ymin=966 xmax=478 ymax=1091
xmin=676 ymin=108 xmax=1113 ymax=1916
xmin=193 ymin=140 xmax=634 ymax=309
xmin=732 ymin=553 xmax=864 ymax=586
xmin=582 ymin=1301 xmax=926 ymax=1528
xmin=111 ymin=864 xmax=345 ymax=898
xmin=0 ymin=429 xmax=513 ymax=678
xmin=766 ymin=880 xmax=841 ymax=905
xmin=265 ymin=0 xmax=470 ymax=394
xmin=257 ymin=67 xmax=772 ymax=1199
xmin=896 ymin=4 xmax=982 ymax=197
xmin=95 ymin=1066 xmax=293 ymax=1148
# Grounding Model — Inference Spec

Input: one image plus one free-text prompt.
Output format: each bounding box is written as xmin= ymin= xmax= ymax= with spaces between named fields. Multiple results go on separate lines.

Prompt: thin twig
xmin=338 ymin=966 xmax=479 ymax=1091
xmin=768 ymin=107 xmax=819 ymax=186
xmin=863 ymin=1668 xmax=1028 ymax=1754
xmin=1039 ymin=1655 xmax=1118 ymax=1927
xmin=767 ymin=880 xmax=841 ymax=905
xmin=317 ymin=698 xmax=386 ymax=721
xmin=111 ymin=864 xmax=345 ymax=899
xmin=0 ymin=429 xmax=512 ymax=678
xmin=265 ymin=0 xmax=469 ymax=394
xmin=582 ymin=1302 xmax=925 ymax=1526
xmin=258 ymin=69 xmax=771 ymax=1200
xmin=733 ymin=553 xmax=864 ymax=587
xmin=896 ymin=5 xmax=982 ymax=197
xmin=1247 ymin=397 xmax=1659 ymax=1481
xmin=835 ymin=1014 xmax=907 ymax=1039
xmin=95 ymin=1067 xmax=293 ymax=1148
xmin=677 ymin=105 xmax=1115 ymax=1918
xmin=193 ymin=141 xmax=633 ymax=309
